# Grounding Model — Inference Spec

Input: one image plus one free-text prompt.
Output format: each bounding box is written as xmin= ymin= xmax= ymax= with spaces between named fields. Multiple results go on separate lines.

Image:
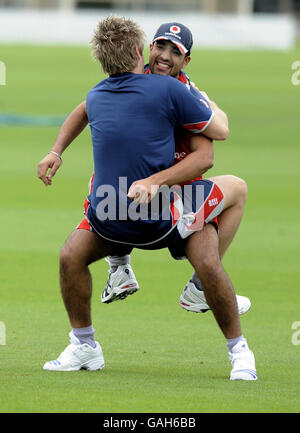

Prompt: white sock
xmin=72 ymin=326 xmax=96 ymax=348
xmin=106 ymin=255 xmax=130 ymax=273
xmin=226 ymin=335 xmax=247 ymax=352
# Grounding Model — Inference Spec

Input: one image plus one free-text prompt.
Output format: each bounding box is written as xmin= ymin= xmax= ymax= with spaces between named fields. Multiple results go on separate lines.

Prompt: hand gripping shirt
xmin=86 ymin=72 xmax=213 ymax=245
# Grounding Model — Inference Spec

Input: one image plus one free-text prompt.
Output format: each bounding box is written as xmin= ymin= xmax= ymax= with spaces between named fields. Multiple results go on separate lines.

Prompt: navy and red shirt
xmin=86 ymin=72 xmax=213 ymax=244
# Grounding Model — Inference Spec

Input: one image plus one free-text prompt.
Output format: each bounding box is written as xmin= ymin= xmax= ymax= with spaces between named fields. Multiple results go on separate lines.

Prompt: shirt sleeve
xmin=169 ymin=78 xmax=214 ymax=134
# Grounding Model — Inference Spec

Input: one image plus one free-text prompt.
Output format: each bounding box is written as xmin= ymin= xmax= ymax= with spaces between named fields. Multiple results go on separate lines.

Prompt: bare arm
xmin=37 ymin=101 xmax=88 ymax=186
xmin=150 ymin=134 xmax=213 ymax=187
xmin=199 ymin=91 xmax=229 ymax=141
xmin=128 ymin=135 xmax=214 ymax=204
xmin=203 ymin=99 xmax=229 ymax=141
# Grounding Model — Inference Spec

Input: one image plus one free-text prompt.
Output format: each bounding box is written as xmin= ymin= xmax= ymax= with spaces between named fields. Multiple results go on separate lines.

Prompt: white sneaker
xmin=229 ymin=340 xmax=257 ymax=381
xmin=179 ymin=281 xmax=251 ymax=315
xmin=101 ymin=264 xmax=139 ymax=304
xmin=43 ymin=332 xmax=105 ymax=371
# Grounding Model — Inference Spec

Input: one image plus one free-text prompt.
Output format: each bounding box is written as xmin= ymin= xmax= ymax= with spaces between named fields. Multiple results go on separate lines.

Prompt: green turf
xmin=0 ymin=43 xmax=300 ymax=413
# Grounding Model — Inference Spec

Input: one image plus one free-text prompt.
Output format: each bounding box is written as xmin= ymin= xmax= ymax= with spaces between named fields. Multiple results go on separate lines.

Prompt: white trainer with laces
xmin=101 ymin=264 xmax=139 ymax=304
xmin=179 ymin=281 xmax=251 ymax=315
xmin=43 ymin=332 xmax=105 ymax=371
xmin=229 ymin=340 xmax=257 ymax=381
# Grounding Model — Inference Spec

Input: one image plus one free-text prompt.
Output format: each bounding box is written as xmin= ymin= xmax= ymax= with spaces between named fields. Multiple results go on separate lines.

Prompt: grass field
xmin=0 ymin=42 xmax=300 ymax=414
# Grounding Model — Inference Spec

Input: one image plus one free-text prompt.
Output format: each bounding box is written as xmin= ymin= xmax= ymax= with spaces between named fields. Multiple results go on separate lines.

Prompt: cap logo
xmin=170 ymin=25 xmax=180 ymax=34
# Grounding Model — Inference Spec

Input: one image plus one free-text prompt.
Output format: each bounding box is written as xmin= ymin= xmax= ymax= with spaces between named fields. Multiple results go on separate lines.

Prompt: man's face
xmin=149 ymin=40 xmax=191 ymax=78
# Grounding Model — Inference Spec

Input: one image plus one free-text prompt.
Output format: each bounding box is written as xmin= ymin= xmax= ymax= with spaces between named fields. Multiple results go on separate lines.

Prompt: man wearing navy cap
xmin=146 ymin=22 xmax=193 ymax=79
xmin=103 ymin=23 xmax=250 ymax=318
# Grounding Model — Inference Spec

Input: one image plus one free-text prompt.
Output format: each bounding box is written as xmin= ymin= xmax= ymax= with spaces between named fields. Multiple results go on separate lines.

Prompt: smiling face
xmin=148 ymin=39 xmax=191 ymax=78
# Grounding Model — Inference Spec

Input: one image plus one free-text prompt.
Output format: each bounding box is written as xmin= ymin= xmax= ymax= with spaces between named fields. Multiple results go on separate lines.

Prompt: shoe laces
xmin=57 ymin=343 xmax=79 ymax=362
xmin=110 ymin=266 xmax=131 ymax=286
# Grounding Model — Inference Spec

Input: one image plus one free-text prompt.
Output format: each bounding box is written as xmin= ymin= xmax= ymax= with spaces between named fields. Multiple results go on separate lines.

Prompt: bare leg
xmin=206 ymin=175 xmax=248 ymax=259
xmin=185 ymin=224 xmax=242 ymax=338
xmin=59 ymin=229 xmax=115 ymax=328
xmin=43 ymin=229 xmax=113 ymax=371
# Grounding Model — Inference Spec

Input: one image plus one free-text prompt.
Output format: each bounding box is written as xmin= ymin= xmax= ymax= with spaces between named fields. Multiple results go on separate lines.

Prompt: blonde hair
xmin=91 ymin=16 xmax=145 ymax=75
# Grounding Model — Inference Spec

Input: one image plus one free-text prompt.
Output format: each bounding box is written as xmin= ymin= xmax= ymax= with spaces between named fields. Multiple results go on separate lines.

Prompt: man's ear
xmin=135 ymin=45 xmax=143 ymax=59
xmin=135 ymin=46 xmax=140 ymax=58
xmin=183 ymin=55 xmax=191 ymax=69
xmin=149 ymin=43 xmax=154 ymax=51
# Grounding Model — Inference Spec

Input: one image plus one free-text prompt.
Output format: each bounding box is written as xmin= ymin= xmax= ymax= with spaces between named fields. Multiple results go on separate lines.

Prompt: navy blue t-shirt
xmin=86 ymin=72 xmax=213 ymax=245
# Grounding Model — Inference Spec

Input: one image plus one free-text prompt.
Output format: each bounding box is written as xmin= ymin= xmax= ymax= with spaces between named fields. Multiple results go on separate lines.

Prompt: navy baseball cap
xmin=152 ymin=22 xmax=193 ymax=55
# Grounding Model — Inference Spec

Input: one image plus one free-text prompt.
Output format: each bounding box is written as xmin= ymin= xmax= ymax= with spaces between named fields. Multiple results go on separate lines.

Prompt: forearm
xmin=149 ymin=145 xmax=213 ymax=187
xmin=38 ymin=101 xmax=88 ymax=186
xmin=51 ymin=101 xmax=88 ymax=155
xmin=127 ymin=134 xmax=214 ymax=204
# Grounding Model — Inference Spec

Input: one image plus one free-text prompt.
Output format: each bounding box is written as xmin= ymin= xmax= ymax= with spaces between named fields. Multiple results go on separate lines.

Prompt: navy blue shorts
xmin=77 ymin=179 xmax=224 ymax=260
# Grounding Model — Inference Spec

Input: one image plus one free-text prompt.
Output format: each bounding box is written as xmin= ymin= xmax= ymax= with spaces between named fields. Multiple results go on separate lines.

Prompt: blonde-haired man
xmin=91 ymin=16 xmax=145 ymax=75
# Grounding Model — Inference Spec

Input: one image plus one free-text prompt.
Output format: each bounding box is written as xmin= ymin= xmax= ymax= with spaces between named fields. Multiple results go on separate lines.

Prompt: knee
xmin=237 ymin=177 xmax=248 ymax=202
xmin=228 ymin=175 xmax=248 ymax=204
xmin=60 ymin=243 xmax=77 ymax=273
xmin=196 ymin=255 xmax=221 ymax=283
